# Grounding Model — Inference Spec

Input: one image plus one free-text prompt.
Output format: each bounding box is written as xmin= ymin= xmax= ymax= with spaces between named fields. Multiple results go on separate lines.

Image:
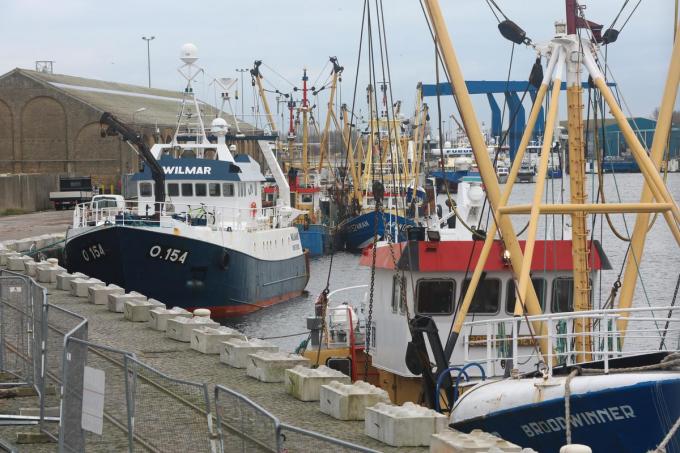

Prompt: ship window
xmin=181 ymin=183 xmax=193 ymax=197
xmin=167 ymin=183 xmax=179 ymax=197
xmin=238 ymin=183 xmax=246 ymax=197
xmin=248 ymin=183 xmax=254 ymax=195
xmin=139 ymin=182 xmax=153 ymax=197
xmin=223 ymin=183 xmax=234 ymax=197
xmin=391 ymin=275 xmax=407 ymax=314
xmin=415 ymin=279 xmax=455 ymax=315
xmin=506 ymin=278 xmax=547 ymax=313
xmin=551 ymin=277 xmax=593 ymax=313
xmin=462 ymin=278 xmax=501 ymax=314
xmin=301 ymin=193 xmax=313 ymax=204
xmin=209 ymin=183 xmax=221 ymax=197
xmin=195 ymin=183 xmax=207 ymax=197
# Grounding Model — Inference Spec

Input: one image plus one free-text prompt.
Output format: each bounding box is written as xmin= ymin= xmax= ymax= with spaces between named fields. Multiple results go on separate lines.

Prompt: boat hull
xmin=452 ymin=374 xmax=680 ymax=453
xmin=340 ymin=211 xmax=415 ymax=250
xmin=64 ymin=225 xmax=309 ymax=317
xmin=296 ymin=223 xmax=332 ymax=256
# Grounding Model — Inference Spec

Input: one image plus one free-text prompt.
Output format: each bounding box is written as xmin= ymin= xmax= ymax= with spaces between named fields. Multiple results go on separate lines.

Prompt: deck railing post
xmin=486 ymin=322 xmax=492 ymax=377
xmin=603 ymin=313 xmax=610 ymax=373
xmin=547 ymin=317 xmax=553 ymax=375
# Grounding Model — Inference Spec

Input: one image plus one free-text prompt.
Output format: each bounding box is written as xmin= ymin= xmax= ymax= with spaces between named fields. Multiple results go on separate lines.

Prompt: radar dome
xmin=210 ymin=118 xmax=228 ymax=135
xmin=180 ymin=43 xmax=199 ymax=64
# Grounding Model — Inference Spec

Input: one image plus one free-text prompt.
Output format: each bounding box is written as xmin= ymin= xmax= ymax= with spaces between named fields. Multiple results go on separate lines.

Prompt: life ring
xmin=250 ymin=201 xmax=257 ymax=218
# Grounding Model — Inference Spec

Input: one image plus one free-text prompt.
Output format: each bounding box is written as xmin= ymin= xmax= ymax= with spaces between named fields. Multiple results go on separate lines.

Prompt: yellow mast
xmin=318 ymin=58 xmax=343 ymax=174
xmin=250 ymin=61 xmax=277 ymax=134
xmin=301 ymin=68 xmax=310 ymax=186
xmin=617 ymin=24 xmax=680 ymax=336
xmin=422 ymin=0 xmax=547 ymax=359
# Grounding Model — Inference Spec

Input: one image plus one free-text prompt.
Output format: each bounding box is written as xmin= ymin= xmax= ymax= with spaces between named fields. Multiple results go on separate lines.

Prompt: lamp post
xmin=235 ymin=68 xmax=249 ymax=120
xmin=142 ymin=36 xmax=155 ymax=88
xmin=132 ymin=107 xmax=147 ymax=125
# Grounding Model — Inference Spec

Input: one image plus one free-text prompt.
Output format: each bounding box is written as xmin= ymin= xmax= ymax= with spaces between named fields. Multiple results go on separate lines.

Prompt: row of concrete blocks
xmin=2 ymin=249 xmax=530 ymax=451
xmin=0 ymin=233 xmax=65 ymax=253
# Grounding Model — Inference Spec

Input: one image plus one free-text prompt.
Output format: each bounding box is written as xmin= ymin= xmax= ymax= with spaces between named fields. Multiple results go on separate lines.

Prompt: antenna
xmin=35 ymin=61 xmax=54 ymax=74
xmin=212 ymin=77 xmax=241 ymax=134
xmin=173 ymin=43 xmax=207 ymax=144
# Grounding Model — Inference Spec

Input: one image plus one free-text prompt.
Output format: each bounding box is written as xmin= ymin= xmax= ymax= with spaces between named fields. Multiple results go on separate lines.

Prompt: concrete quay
xmin=0 ymin=264 xmax=429 ymax=453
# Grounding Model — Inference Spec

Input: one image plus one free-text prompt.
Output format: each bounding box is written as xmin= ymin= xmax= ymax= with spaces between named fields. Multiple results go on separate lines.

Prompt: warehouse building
xmin=0 ymin=67 xmax=261 ymax=193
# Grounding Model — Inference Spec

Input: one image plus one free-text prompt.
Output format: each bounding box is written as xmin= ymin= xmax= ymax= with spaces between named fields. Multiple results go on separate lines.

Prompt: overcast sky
xmin=1 ymin=1 xmax=678 ymax=135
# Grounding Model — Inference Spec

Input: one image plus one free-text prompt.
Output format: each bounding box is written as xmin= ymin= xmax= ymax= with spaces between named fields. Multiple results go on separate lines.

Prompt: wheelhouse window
xmin=301 ymin=194 xmax=313 ymax=204
xmin=223 ymin=183 xmax=234 ymax=197
xmin=391 ymin=275 xmax=407 ymax=314
xmin=415 ymin=279 xmax=455 ymax=315
xmin=167 ymin=183 xmax=179 ymax=197
xmin=209 ymin=183 xmax=221 ymax=197
xmin=195 ymin=183 xmax=207 ymax=197
xmin=139 ymin=182 xmax=153 ymax=197
xmin=506 ymin=278 xmax=547 ymax=313
xmin=181 ymin=183 xmax=193 ymax=197
xmin=462 ymin=278 xmax=501 ymax=314
xmin=551 ymin=277 xmax=593 ymax=313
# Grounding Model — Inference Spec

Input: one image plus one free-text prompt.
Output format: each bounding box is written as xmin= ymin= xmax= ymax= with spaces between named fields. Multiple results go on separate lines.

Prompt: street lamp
xmin=235 ymin=68 xmax=249 ymax=120
xmin=142 ymin=36 xmax=155 ymax=88
xmin=132 ymin=107 xmax=147 ymax=125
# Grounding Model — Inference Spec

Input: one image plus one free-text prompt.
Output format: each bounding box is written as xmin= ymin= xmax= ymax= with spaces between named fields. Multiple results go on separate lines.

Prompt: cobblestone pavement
xmin=2 ymin=277 xmax=430 ymax=453
xmin=0 ymin=210 xmax=71 ymax=241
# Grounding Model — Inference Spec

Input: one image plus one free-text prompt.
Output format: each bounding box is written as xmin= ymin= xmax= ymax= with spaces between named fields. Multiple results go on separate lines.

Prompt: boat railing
xmin=461 ymin=306 xmax=680 ymax=378
xmin=73 ymin=200 xmax=298 ymax=232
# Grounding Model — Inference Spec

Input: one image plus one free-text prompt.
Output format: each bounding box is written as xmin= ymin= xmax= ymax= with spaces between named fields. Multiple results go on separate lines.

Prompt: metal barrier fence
xmin=0 ymin=269 xmax=380 ymax=453
xmin=214 ymin=385 xmax=380 ymax=453
xmin=59 ymin=337 xmax=217 ymax=453
xmin=0 ymin=272 xmax=34 ymax=385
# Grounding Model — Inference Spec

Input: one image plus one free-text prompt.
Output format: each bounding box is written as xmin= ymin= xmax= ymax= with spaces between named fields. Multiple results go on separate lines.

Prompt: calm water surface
xmin=224 ymin=173 xmax=680 ymax=351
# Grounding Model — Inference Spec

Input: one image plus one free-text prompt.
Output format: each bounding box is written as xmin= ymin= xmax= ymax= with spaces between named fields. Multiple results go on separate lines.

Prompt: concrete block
xmin=320 ymin=380 xmax=391 ymax=421
xmin=148 ymin=307 xmax=192 ymax=331
xmin=123 ymin=299 xmax=165 ymax=322
xmin=24 ymin=260 xmax=42 ymax=277
xmin=190 ymin=326 xmax=246 ymax=354
xmin=14 ymin=238 xmax=35 ymax=253
xmin=36 ymin=264 xmax=64 ymax=283
xmin=430 ymin=429 xmax=524 ymax=453
xmin=70 ymin=278 xmax=103 ymax=298
xmin=1 ymin=240 xmax=18 ymax=251
xmin=285 ymin=365 xmax=351 ymax=402
xmin=220 ymin=338 xmax=279 ymax=369
xmin=166 ymin=316 xmax=219 ymax=342
xmin=108 ymin=292 xmax=146 ymax=313
xmin=8 ymin=255 xmax=33 ymax=271
xmin=88 ymin=284 xmax=124 ymax=305
xmin=0 ymin=250 xmax=20 ymax=266
xmin=246 ymin=352 xmax=310 ymax=383
xmin=365 ymin=402 xmax=448 ymax=447
xmin=56 ymin=272 xmax=87 ymax=291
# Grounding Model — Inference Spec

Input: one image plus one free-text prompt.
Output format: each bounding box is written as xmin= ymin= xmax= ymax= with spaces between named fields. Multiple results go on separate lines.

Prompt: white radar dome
xmin=210 ymin=118 xmax=229 ymax=135
xmin=180 ymin=43 xmax=199 ymax=64
xmin=468 ymin=185 xmax=484 ymax=203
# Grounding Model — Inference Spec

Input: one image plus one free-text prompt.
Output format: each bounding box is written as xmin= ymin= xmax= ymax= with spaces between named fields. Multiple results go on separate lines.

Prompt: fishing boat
xmin=316 ymin=0 xmax=680 ymax=451
xmin=366 ymin=1 xmax=679 ymax=451
xmin=339 ymin=83 xmax=434 ymax=250
xmin=63 ymin=44 xmax=309 ymax=317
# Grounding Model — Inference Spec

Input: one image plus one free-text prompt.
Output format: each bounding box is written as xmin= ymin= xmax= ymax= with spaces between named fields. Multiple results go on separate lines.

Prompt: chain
xmin=363 ymin=197 xmax=382 ymax=380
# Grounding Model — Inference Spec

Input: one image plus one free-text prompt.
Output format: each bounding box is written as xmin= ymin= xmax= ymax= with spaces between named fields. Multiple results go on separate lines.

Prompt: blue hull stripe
xmin=453 ymin=378 xmax=680 ymax=453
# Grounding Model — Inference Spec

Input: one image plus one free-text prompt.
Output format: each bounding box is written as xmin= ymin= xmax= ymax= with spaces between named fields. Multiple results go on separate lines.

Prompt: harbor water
xmin=225 ymin=172 xmax=680 ymax=351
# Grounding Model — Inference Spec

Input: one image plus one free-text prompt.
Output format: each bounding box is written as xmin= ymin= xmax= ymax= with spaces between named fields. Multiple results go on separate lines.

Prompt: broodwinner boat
xmin=315 ymin=1 xmax=680 ymax=452
xmin=64 ymin=44 xmax=309 ymax=317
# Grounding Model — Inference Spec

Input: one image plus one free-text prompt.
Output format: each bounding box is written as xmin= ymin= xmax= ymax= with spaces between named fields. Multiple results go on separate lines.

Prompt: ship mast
xmin=565 ymin=0 xmax=592 ymax=361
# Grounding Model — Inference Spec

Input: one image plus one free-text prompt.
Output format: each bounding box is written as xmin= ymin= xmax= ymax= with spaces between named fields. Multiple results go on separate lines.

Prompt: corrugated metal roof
xmin=13 ymin=68 xmax=257 ymax=132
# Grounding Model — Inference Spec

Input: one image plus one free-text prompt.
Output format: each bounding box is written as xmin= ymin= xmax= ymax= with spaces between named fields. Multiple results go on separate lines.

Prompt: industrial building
xmin=0 ymin=67 xmax=260 ymax=194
